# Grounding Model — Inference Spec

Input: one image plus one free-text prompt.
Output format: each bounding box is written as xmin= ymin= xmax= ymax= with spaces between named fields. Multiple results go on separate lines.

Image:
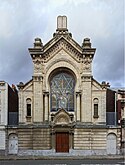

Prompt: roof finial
xmin=57 ymin=15 xmax=67 ymax=30
xmin=53 ymin=15 xmax=72 ymax=37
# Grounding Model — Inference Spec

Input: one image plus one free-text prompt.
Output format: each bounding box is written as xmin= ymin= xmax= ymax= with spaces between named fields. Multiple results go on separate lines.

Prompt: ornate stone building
xmin=7 ymin=16 xmax=121 ymax=156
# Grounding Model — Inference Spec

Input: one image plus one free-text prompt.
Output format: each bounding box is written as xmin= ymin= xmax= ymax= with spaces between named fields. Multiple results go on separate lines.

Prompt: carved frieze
xmin=44 ymin=38 xmax=82 ymax=62
xmin=46 ymin=57 xmax=79 ymax=73
xmin=80 ymin=55 xmax=92 ymax=73
xmin=33 ymin=59 xmax=45 ymax=74
xmin=51 ymin=109 xmax=73 ymax=125
xmin=32 ymin=76 xmax=43 ymax=81
xmin=81 ymin=76 xmax=92 ymax=82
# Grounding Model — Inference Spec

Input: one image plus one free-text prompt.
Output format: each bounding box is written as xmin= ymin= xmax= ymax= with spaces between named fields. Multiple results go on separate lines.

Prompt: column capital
xmin=43 ymin=91 xmax=49 ymax=95
xmin=76 ymin=91 xmax=81 ymax=95
xmin=32 ymin=75 xmax=43 ymax=81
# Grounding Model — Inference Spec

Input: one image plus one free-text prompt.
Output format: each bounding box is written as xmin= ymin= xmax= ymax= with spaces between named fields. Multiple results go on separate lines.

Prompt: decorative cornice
xmin=43 ymin=37 xmax=82 ymax=62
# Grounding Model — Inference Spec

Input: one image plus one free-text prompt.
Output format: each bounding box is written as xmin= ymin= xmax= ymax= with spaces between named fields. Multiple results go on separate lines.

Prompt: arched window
xmin=50 ymin=72 xmax=75 ymax=112
xmin=26 ymin=98 xmax=31 ymax=117
xmin=93 ymin=98 xmax=99 ymax=118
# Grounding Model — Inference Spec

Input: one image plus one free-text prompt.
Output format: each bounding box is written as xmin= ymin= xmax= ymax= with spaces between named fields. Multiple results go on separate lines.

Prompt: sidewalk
xmin=0 ymin=154 xmax=124 ymax=160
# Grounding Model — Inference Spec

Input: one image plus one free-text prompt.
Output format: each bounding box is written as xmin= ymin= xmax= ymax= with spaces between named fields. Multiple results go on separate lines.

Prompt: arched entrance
xmin=51 ymin=109 xmax=74 ymax=153
xmin=8 ymin=134 xmax=18 ymax=154
xmin=49 ymin=69 xmax=75 ymax=153
xmin=107 ymin=133 xmax=117 ymax=155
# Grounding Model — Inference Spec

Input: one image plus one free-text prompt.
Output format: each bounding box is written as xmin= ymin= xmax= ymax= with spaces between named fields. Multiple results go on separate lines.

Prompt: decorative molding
xmin=51 ymin=109 xmax=73 ymax=125
xmin=46 ymin=57 xmax=79 ymax=73
xmin=81 ymin=55 xmax=93 ymax=72
xmin=32 ymin=76 xmax=43 ymax=81
xmin=81 ymin=76 xmax=92 ymax=82
xmin=43 ymin=91 xmax=49 ymax=96
xmin=33 ymin=59 xmax=45 ymax=74
xmin=76 ymin=91 xmax=82 ymax=96
xmin=44 ymin=38 xmax=82 ymax=62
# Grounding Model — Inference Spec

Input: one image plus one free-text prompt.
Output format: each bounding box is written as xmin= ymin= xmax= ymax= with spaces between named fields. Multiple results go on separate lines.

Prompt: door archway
xmin=107 ymin=133 xmax=116 ymax=154
xmin=8 ymin=134 xmax=18 ymax=154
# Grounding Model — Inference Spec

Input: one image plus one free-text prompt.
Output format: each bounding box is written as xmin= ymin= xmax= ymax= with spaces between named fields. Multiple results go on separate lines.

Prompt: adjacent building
xmin=116 ymin=89 xmax=125 ymax=153
xmin=0 ymin=81 xmax=18 ymax=155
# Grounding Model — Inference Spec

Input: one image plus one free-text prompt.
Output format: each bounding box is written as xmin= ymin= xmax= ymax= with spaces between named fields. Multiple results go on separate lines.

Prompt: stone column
xmin=69 ymin=129 xmax=74 ymax=150
xmin=51 ymin=128 xmax=55 ymax=151
xmin=81 ymin=76 xmax=92 ymax=122
xmin=17 ymin=82 xmax=25 ymax=124
xmin=33 ymin=76 xmax=43 ymax=123
xmin=76 ymin=92 xmax=81 ymax=121
xmin=44 ymin=92 xmax=49 ymax=121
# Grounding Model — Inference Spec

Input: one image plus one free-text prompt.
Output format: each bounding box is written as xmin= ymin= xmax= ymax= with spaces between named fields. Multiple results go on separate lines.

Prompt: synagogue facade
xmin=7 ymin=16 xmax=122 ymax=156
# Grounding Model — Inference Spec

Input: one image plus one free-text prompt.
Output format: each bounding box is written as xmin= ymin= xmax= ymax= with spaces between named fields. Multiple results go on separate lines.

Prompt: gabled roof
xmin=29 ymin=16 xmax=96 ymax=62
xmin=17 ymin=79 xmax=33 ymax=90
xmin=43 ymin=33 xmax=83 ymax=53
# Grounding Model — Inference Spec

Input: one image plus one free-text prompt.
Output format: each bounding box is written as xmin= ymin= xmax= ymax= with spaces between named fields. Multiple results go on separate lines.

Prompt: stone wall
xmin=74 ymin=127 xmax=121 ymax=155
xmin=74 ymin=128 xmax=106 ymax=150
xmin=33 ymin=128 xmax=51 ymax=150
xmin=18 ymin=127 xmax=51 ymax=150
xmin=0 ymin=129 xmax=6 ymax=150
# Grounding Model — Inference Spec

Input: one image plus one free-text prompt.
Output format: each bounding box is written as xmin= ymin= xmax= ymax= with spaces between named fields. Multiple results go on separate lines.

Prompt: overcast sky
xmin=0 ymin=0 xmax=124 ymax=88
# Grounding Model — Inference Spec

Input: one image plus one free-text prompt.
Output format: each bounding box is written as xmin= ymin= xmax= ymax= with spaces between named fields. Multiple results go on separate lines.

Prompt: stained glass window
xmin=50 ymin=72 xmax=75 ymax=112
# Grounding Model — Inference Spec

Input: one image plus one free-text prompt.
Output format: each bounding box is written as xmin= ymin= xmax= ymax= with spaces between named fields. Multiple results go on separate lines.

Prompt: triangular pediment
xmin=22 ymin=79 xmax=33 ymax=91
xmin=43 ymin=36 xmax=82 ymax=62
xmin=92 ymin=78 xmax=102 ymax=90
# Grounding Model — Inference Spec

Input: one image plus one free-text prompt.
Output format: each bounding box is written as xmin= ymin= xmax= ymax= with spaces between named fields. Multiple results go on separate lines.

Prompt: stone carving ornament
xmin=82 ymin=55 xmax=92 ymax=71
xmin=34 ymin=59 xmax=44 ymax=74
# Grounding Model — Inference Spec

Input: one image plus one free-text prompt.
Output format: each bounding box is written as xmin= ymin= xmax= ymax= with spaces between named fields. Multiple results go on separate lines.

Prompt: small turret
xmin=101 ymin=81 xmax=110 ymax=89
xmin=34 ymin=38 xmax=43 ymax=49
xmin=82 ymin=38 xmax=91 ymax=48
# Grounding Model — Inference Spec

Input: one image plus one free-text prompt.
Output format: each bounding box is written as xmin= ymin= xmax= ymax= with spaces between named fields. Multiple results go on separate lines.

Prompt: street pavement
xmin=0 ymin=154 xmax=124 ymax=160
xmin=0 ymin=159 xmax=125 ymax=165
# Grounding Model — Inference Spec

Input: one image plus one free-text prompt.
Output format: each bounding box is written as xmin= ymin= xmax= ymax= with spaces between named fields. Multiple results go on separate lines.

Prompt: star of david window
xmin=50 ymin=72 xmax=75 ymax=112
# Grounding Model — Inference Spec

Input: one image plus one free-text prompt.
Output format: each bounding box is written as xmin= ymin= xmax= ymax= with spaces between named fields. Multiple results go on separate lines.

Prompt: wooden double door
xmin=56 ymin=132 xmax=69 ymax=152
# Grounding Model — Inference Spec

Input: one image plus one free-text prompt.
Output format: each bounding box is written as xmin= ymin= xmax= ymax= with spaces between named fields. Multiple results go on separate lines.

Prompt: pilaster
xmin=33 ymin=76 xmax=43 ymax=123
xmin=17 ymin=82 xmax=25 ymax=124
xmin=81 ymin=76 xmax=92 ymax=123
xmin=76 ymin=92 xmax=81 ymax=121
xmin=43 ymin=91 xmax=49 ymax=121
